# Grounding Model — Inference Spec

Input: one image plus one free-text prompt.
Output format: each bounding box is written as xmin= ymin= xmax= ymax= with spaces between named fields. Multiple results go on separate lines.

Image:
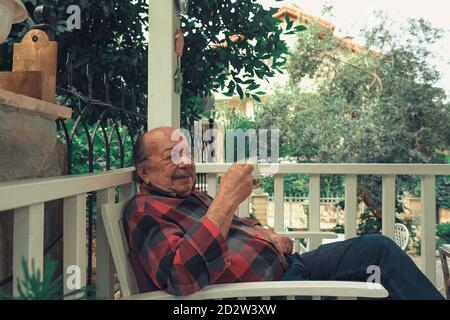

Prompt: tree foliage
xmin=1 ymin=0 xmax=300 ymax=128
xmin=180 ymin=0 xmax=302 ymax=127
xmin=257 ymin=13 xmax=450 ymax=218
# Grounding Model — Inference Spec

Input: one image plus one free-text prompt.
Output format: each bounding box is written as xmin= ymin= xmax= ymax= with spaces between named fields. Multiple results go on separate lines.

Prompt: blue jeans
xmin=278 ymin=234 xmax=444 ymax=300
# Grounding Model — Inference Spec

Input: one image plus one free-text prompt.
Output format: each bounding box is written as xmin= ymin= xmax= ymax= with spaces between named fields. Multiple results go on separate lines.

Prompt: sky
xmin=259 ymin=0 xmax=450 ymax=94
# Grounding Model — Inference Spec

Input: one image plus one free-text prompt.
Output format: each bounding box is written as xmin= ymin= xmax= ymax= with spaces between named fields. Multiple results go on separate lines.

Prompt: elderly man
xmin=123 ymin=127 xmax=444 ymax=299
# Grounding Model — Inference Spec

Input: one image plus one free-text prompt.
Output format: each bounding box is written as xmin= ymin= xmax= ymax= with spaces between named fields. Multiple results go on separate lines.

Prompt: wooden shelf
xmin=0 ymin=88 xmax=72 ymax=120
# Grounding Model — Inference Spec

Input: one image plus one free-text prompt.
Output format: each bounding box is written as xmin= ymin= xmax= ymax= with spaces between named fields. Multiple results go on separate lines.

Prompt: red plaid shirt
xmin=123 ymin=184 xmax=289 ymax=296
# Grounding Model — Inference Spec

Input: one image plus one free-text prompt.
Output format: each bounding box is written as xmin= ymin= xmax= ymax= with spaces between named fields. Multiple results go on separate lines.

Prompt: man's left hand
xmin=269 ymin=234 xmax=294 ymax=254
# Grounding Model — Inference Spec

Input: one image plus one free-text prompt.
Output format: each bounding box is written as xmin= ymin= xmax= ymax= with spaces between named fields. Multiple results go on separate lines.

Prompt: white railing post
xmin=289 ymin=197 xmax=293 ymax=227
xmin=238 ymin=198 xmax=250 ymax=218
xmin=206 ymin=173 xmax=217 ymax=197
xmin=148 ymin=0 xmax=180 ymax=128
xmin=421 ymin=175 xmax=436 ymax=285
xmin=13 ymin=203 xmax=44 ymax=296
xmin=344 ymin=175 xmax=358 ymax=239
xmin=63 ymin=194 xmax=87 ymax=297
xmin=96 ymin=187 xmax=116 ymax=299
xmin=120 ymin=183 xmax=136 ymax=202
xmin=309 ymin=174 xmax=321 ymax=250
xmin=274 ymin=174 xmax=284 ymax=232
xmin=382 ymin=175 xmax=396 ymax=240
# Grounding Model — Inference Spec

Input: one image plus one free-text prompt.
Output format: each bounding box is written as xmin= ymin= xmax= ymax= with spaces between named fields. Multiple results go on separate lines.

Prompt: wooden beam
xmin=0 ymin=88 xmax=71 ymax=119
xmin=344 ymin=174 xmax=357 ymax=239
xmin=382 ymin=175 xmax=396 ymax=240
xmin=148 ymin=0 xmax=181 ymax=129
xmin=421 ymin=175 xmax=436 ymax=285
xmin=13 ymin=203 xmax=45 ymax=296
xmin=308 ymin=174 xmax=321 ymax=250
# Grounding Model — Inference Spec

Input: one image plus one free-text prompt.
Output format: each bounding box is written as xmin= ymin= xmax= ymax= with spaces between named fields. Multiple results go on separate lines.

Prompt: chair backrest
xmin=394 ymin=223 xmax=410 ymax=251
xmin=101 ymin=201 xmax=139 ymax=297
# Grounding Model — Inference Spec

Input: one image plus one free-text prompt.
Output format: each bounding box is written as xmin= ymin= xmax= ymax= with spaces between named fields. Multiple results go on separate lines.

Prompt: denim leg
xmin=298 ymin=234 xmax=444 ymax=300
xmin=275 ymin=252 xmax=311 ymax=300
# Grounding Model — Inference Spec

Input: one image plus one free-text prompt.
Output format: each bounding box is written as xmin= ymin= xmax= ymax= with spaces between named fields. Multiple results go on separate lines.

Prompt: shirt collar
xmin=140 ymin=184 xmax=195 ymax=198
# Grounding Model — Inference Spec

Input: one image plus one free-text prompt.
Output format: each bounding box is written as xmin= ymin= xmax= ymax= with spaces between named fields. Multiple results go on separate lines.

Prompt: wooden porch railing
xmin=196 ymin=163 xmax=450 ymax=286
xmin=0 ymin=163 xmax=448 ymax=299
xmin=0 ymin=167 xmax=135 ymax=299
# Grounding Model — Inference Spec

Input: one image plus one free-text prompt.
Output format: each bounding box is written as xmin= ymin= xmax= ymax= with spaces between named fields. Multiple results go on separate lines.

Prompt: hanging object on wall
xmin=174 ymin=29 xmax=184 ymax=57
xmin=0 ymin=28 xmax=58 ymax=103
xmin=175 ymin=0 xmax=189 ymax=15
xmin=174 ymin=29 xmax=185 ymax=95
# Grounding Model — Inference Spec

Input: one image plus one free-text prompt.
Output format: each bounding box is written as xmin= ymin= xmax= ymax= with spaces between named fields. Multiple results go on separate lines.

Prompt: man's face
xmin=139 ymin=129 xmax=196 ymax=196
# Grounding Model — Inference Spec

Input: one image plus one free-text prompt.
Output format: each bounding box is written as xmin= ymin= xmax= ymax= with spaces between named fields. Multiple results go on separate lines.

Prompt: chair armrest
xmin=276 ymin=231 xmax=339 ymax=240
xmin=440 ymin=244 xmax=450 ymax=256
xmin=124 ymin=281 xmax=388 ymax=300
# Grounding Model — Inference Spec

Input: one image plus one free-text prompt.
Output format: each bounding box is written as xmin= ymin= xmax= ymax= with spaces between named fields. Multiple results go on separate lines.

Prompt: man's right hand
xmin=206 ymin=163 xmax=256 ymax=238
xmin=217 ymin=163 xmax=255 ymax=210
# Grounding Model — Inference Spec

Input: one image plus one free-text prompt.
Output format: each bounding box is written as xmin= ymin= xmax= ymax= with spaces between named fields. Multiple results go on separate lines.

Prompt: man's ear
xmin=137 ymin=164 xmax=151 ymax=185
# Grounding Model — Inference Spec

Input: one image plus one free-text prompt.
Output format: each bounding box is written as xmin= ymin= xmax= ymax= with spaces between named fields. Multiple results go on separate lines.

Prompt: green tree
xmin=1 ymin=0 xmax=148 ymax=120
xmin=258 ymin=14 xmax=450 ymax=223
xmin=0 ymin=0 xmax=304 ymax=175
xmin=1 ymin=0 xmax=301 ymax=128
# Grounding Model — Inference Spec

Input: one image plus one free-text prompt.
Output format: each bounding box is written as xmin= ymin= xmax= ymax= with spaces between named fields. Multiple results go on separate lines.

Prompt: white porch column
xmin=148 ymin=0 xmax=181 ymax=129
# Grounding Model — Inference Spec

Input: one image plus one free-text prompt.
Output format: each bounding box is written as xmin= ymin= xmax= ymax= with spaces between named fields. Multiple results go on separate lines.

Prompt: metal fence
xmin=267 ymin=195 xmax=345 ymax=229
xmin=56 ymin=87 xmax=147 ymax=289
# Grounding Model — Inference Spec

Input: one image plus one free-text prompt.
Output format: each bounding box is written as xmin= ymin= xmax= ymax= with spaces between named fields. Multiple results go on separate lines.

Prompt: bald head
xmin=133 ymin=127 xmax=196 ymax=195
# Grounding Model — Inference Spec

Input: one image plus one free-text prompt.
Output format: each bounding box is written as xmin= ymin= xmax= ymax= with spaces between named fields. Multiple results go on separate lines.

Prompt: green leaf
xmin=227 ymin=81 xmax=236 ymax=95
xmin=247 ymin=82 xmax=261 ymax=90
xmin=236 ymin=85 xmax=244 ymax=100
xmin=285 ymin=14 xmax=294 ymax=30
xmin=252 ymin=94 xmax=262 ymax=102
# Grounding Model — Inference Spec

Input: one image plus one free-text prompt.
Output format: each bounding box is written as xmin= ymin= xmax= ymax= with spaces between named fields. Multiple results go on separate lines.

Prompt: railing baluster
xmin=382 ymin=175 xmax=396 ymax=240
xmin=344 ymin=175 xmax=358 ymax=239
xmin=96 ymin=187 xmax=116 ymax=299
xmin=120 ymin=183 xmax=136 ymax=202
xmin=63 ymin=194 xmax=87 ymax=297
xmin=421 ymin=175 xmax=436 ymax=285
xmin=274 ymin=174 xmax=284 ymax=232
xmin=13 ymin=203 xmax=44 ymax=296
xmin=289 ymin=197 xmax=293 ymax=227
xmin=206 ymin=173 xmax=217 ymax=197
xmin=238 ymin=197 xmax=250 ymax=218
xmin=309 ymin=174 xmax=321 ymax=250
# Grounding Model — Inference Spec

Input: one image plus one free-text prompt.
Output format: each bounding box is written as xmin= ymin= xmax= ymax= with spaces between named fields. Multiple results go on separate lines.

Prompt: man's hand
xmin=269 ymin=234 xmax=294 ymax=254
xmin=255 ymin=226 xmax=294 ymax=254
xmin=218 ymin=163 xmax=256 ymax=208
xmin=207 ymin=163 xmax=257 ymax=237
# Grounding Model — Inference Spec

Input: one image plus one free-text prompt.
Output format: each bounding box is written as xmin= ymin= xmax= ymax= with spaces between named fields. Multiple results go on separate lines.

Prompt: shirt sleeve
xmin=239 ymin=217 xmax=262 ymax=227
xmin=129 ymin=212 xmax=230 ymax=296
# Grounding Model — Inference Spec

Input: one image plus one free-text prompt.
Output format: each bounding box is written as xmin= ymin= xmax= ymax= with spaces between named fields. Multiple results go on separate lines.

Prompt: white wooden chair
xmin=394 ymin=223 xmax=410 ymax=251
xmin=100 ymin=201 xmax=388 ymax=300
